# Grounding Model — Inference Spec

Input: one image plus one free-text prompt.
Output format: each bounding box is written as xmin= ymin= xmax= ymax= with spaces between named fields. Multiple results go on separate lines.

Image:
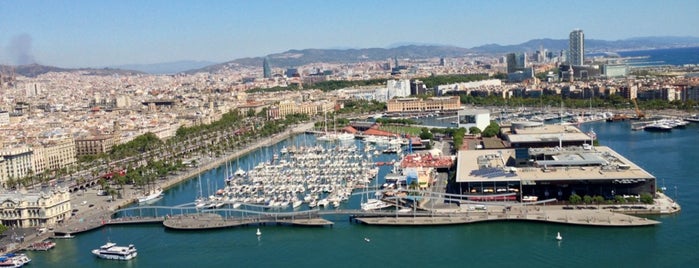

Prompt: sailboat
xmin=194 ymin=173 xmax=207 ymax=209
xmin=360 ymin=174 xmax=391 ymax=211
xmin=317 ymin=112 xmax=354 ymax=141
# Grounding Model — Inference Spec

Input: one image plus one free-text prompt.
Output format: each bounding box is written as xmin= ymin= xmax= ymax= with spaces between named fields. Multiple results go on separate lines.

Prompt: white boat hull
xmin=92 ymin=250 xmax=138 ymax=260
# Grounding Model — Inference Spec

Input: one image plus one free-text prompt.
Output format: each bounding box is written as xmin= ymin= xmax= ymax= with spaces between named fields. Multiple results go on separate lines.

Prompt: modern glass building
xmin=262 ymin=57 xmax=271 ymax=78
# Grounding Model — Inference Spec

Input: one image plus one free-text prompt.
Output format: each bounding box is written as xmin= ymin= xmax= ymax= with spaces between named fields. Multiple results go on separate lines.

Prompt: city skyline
xmin=1 ymin=0 xmax=698 ymax=68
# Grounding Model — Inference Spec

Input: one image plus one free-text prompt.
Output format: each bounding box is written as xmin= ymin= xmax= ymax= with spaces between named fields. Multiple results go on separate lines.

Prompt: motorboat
xmin=91 ymin=242 xmax=137 ymax=261
xmin=256 ymin=228 xmax=262 ymax=236
xmin=643 ymin=122 xmax=672 ymax=132
xmin=556 ymin=232 xmax=563 ymax=241
xmin=684 ymin=115 xmax=699 ymax=123
xmin=0 ymin=257 xmax=23 ymax=268
xmin=54 ymin=233 xmax=74 ymax=239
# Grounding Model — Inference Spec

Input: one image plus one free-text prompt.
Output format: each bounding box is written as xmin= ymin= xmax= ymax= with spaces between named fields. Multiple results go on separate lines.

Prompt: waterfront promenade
xmin=1 ymin=122 xmax=315 ymax=253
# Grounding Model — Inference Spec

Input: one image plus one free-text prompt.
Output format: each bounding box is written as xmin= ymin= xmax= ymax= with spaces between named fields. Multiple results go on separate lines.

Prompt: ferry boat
xmin=28 ymin=240 xmax=56 ymax=251
xmin=92 ymin=242 xmax=138 ymax=261
xmin=138 ymin=188 xmax=163 ymax=203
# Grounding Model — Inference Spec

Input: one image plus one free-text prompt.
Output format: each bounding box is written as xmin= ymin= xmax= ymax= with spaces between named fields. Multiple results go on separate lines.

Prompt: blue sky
xmin=1 ymin=0 xmax=697 ymax=68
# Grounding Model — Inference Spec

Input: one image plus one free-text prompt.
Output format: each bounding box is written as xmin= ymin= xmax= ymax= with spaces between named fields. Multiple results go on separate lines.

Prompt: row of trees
xmin=375 ymin=118 xmax=418 ymax=125
xmin=337 ymin=99 xmax=386 ymax=114
xmin=568 ymin=193 xmax=654 ymax=205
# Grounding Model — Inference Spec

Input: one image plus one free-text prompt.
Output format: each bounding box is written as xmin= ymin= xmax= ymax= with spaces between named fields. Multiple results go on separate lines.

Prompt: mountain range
xmin=2 ymin=36 xmax=699 ymax=77
xmin=109 ymin=60 xmax=217 ymax=75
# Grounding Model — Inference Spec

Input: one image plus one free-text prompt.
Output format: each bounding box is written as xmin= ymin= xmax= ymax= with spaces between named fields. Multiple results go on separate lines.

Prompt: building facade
xmin=506 ymin=52 xmax=527 ymax=74
xmin=569 ymin=29 xmax=585 ymax=66
xmin=270 ymin=100 xmax=335 ymax=119
xmin=386 ymin=96 xmax=461 ymax=113
xmin=32 ymin=136 xmax=77 ymax=175
xmin=458 ymin=109 xmax=490 ymax=133
xmin=74 ymin=135 xmax=116 ymax=157
xmin=0 ymin=188 xmax=71 ymax=228
xmin=0 ymin=146 xmax=34 ymax=187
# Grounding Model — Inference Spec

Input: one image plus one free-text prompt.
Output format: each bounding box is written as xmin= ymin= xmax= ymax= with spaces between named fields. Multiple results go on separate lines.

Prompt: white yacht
xmin=138 ymin=188 xmax=163 ymax=204
xmin=92 ymin=242 xmax=137 ymax=261
xmin=234 ymin=168 xmax=247 ymax=177
xmin=360 ymin=199 xmax=391 ymax=211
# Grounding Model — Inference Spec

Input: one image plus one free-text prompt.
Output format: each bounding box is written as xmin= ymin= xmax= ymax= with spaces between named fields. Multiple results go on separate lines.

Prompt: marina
xmin=15 ymin=120 xmax=698 ymax=267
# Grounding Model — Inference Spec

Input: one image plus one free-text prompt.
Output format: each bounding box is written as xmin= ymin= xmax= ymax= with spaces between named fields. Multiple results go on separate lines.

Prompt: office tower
xmin=263 ymin=57 xmax=271 ymax=78
xmin=568 ymin=29 xmax=584 ymax=66
xmin=506 ymin=52 xmax=527 ymax=73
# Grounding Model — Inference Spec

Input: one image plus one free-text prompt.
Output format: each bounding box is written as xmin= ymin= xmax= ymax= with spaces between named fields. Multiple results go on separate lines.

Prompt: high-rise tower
xmin=568 ymin=29 xmax=584 ymax=66
xmin=506 ymin=52 xmax=527 ymax=73
xmin=263 ymin=57 xmax=271 ymax=78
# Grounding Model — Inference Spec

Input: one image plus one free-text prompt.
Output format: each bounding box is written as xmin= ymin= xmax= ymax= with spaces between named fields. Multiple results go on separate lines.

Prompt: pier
xmin=350 ymin=205 xmax=661 ymax=227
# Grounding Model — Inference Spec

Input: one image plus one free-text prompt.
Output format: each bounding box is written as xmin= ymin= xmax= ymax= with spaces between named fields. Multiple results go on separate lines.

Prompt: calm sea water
xmin=618 ymin=46 xmax=699 ymax=66
xmin=24 ymin=121 xmax=699 ymax=267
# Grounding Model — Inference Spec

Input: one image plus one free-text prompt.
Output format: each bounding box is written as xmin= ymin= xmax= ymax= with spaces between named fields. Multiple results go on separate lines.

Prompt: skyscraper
xmin=568 ymin=29 xmax=584 ymax=66
xmin=506 ymin=52 xmax=527 ymax=73
xmin=263 ymin=57 xmax=271 ymax=78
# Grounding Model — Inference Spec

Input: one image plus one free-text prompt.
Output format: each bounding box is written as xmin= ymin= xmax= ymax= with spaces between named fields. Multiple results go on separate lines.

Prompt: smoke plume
xmin=7 ymin=33 xmax=36 ymax=65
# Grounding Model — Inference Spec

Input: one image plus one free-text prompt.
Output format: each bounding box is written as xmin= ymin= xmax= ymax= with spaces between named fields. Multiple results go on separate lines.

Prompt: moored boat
xmin=0 ymin=257 xmax=22 ymax=268
xmin=0 ymin=253 xmax=30 ymax=267
xmin=684 ymin=115 xmax=699 ymax=123
xmin=643 ymin=122 xmax=672 ymax=132
xmin=138 ymin=188 xmax=163 ymax=203
xmin=91 ymin=242 xmax=137 ymax=261
xmin=360 ymin=199 xmax=391 ymax=211
xmin=28 ymin=240 xmax=56 ymax=251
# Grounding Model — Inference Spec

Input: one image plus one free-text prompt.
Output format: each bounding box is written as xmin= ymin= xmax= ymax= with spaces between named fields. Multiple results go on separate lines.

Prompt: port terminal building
xmin=501 ymin=122 xmax=594 ymax=148
xmin=454 ymin=145 xmax=656 ymax=202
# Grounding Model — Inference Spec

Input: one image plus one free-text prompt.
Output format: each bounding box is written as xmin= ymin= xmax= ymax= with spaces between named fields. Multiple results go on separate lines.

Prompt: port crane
xmin=631 ymin=98 xmax=645 ymax=119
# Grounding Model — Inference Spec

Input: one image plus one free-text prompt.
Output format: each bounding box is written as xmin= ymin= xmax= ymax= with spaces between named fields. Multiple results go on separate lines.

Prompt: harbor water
xmin=24 ymin=121 xmax=699 ymax=267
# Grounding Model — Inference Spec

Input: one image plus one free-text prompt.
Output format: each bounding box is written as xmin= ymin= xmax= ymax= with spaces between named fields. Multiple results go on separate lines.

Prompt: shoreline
xmin=3 ymin=118 xmax=684 ymax=253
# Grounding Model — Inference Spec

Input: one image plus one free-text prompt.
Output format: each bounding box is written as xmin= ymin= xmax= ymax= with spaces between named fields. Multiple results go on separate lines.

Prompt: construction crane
xmin=631 ymin=98 xmax=645 ymax=119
